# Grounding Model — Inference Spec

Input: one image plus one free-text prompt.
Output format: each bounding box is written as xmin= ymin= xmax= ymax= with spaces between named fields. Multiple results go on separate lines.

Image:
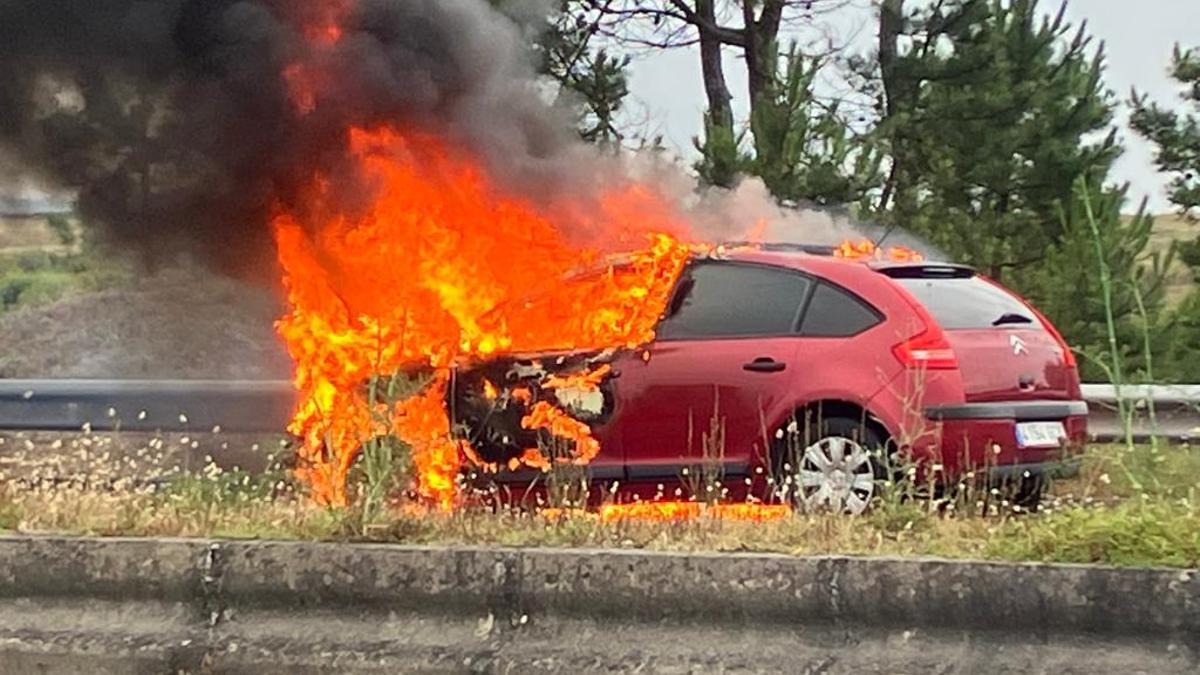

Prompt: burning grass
xmin=1 ymin=437 xmax=1195 ymax=568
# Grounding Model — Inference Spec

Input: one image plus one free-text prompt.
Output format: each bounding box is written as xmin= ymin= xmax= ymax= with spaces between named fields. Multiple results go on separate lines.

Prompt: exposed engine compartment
xmin=448 ymin=348 xmax=622 ymax=469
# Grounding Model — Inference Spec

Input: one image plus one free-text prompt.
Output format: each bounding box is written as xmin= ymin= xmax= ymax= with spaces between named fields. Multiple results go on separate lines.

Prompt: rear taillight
xmin=888 ymin=278 xmax=959 ymax=370
xmin=893 ymin=328 xmax=959 ymax=370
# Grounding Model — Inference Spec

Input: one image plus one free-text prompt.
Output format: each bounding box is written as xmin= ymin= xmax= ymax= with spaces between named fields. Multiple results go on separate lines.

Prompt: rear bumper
xmin=925 ymin=400 xmax=1088 ymax=420
xmin=911 ymin=400 xmax=1088 ymax=477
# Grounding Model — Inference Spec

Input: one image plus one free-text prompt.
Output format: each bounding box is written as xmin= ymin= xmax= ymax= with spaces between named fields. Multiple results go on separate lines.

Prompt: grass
xmin=0 ymin=439 xmax=1195 ymax=568
xmin=1141 ymin=211 xmax=1196 ymax=307
xmin=0 ymin=249 xmax=132 ymax=313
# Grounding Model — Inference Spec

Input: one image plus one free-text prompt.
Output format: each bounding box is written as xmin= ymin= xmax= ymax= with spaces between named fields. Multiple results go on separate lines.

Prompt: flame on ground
xmin=598 ymin=502 xmax=794 ymax=523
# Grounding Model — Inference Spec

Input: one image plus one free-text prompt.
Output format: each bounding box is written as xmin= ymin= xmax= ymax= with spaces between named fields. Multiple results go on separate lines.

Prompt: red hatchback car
xmin=452 ymin=244 xmax=1087 ymax=513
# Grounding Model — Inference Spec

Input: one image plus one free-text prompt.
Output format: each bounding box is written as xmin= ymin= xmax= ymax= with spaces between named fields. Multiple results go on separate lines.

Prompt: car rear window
xmin=893 ymin=276 xmax=1039 ymax=330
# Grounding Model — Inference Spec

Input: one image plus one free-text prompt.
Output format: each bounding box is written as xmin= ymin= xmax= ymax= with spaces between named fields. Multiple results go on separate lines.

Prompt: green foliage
xmin=694 ymin=43 xmax=881 ymax=205
xmin=1155 ymin=291 xmax=1200 ymax=382
xmin=1022 ymin=179 xmax=1168 ymax=382
xmin=543 ymin=37 xmax=630 ymax=144
xmin=0 ymin=250 xmax=130 ymax=313
xmin=45 ymin=215 xmax=76 ymax=246
xmin=693 ymin=112 xmax=749 ymax=189
xmin=497 ymin=0 xmax=631 ymax=144
xmin=345 ymin=372 xmax=425 ymax=531
xmin=158 ymin=466 xmax=287 ymax=509
xmin=874 ymin=0 xmax=1118 ymax=282
xmin=748 ymin=45 xmax=883 ymax=206
xmin=0 ymin=499 xmax=19 ymax=531
xmin=988 ymin=498 xmax=1199 ymax=568
xmin=1130 ymin=44 xmax=1200 ymax=218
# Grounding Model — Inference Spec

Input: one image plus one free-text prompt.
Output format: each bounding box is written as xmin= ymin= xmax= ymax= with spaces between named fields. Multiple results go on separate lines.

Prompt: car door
xmin=615 ymin=260 xmax=813 ymax=480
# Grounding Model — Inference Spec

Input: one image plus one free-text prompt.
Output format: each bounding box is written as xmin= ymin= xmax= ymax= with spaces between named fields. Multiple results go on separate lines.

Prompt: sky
xmin=624 ymin=0 xmax=1200 ymax=213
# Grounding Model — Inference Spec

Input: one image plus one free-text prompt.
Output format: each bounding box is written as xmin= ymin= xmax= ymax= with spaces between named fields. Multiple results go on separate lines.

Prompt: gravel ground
xmin=0 ymin=267 xmax=292 ymax=380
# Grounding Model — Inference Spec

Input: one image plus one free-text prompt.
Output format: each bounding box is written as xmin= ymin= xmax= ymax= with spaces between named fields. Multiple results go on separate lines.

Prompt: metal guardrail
xmin=1081 ymin=384 xmax=1200 ymax=442
xmin=0 ymin=379 xmax=294 ymax=433
xmin=0 ymin=380 xmax=1197 ymax=442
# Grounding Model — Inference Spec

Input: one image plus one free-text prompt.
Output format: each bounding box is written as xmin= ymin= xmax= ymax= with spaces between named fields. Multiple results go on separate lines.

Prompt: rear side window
xmin=894 ymin=276 xmax=1038 ymax=330
xmin=800 ymin=282 xmax=882 ymax=337
xmin=657 ymin=262 xmax=811 ymax=339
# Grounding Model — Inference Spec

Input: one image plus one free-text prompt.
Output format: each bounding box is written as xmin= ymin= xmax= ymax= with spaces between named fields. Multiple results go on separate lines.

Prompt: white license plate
xmin=1015 ymin=421 xmax=1067 ymax=448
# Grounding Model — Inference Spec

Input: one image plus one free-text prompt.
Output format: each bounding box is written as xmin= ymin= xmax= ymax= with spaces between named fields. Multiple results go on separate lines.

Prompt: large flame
xmin=273 ymin=126 xmax=692 ymax=507
xmin=269 ymin=3 xmax=921 ymax=512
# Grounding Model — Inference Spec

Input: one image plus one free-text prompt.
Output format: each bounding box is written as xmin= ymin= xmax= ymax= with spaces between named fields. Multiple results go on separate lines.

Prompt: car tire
xmin=773 ymin=414 xmax=889 ymax=515
xmin=1008 ymin=473 xmax=1047 ymax=510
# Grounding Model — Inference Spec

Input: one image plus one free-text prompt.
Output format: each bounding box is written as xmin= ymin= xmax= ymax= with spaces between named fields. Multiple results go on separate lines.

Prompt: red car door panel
xmin=607 ymin=260 xmax=814 ymax=480
xmin=618 ymin=338 xmax=801 ymax=478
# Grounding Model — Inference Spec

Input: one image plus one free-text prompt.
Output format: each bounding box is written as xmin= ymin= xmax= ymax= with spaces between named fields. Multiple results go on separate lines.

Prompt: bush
xmin=0 ymin=249 xmax=132 ymax=313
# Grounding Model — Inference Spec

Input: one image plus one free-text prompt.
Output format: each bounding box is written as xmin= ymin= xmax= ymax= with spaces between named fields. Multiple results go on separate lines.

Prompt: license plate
xmin=1016 ymin=421 xmax=1067 ymax=448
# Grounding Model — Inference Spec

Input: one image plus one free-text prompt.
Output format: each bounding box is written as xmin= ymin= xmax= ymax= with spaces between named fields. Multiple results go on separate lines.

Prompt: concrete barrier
xmin=0 ymin=536 xmax=1195 ymax=673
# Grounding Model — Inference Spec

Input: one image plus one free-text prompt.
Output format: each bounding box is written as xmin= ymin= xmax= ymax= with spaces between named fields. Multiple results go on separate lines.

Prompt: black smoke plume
xmin=0 ymin=0 xmax=570 ymax=277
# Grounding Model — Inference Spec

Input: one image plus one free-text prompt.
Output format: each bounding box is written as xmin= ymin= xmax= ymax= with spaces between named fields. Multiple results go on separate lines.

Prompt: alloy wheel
xmin=797 ymin=436 xmax=877 ymax=515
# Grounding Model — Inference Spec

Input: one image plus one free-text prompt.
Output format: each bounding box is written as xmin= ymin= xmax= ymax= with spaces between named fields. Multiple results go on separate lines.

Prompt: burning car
xmin=449 ymin=242 xmax=1087 ymax=514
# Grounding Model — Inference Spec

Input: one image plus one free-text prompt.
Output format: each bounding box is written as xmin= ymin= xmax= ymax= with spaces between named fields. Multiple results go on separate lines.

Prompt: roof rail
xmin=872 ymin=261 xmax=974 ymax=278
xmin=719 ymin=241 xmax=838 ymax=256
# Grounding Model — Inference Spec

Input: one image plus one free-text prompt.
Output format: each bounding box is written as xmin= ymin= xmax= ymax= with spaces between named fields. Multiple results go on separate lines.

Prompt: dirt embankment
xmin=0 ymin=268 xmax=292 ymax=380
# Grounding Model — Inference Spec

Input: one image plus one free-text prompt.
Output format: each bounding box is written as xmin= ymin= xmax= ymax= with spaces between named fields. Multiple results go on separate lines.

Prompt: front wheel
xmin=775 ymin=416 xmax=887 ymax=515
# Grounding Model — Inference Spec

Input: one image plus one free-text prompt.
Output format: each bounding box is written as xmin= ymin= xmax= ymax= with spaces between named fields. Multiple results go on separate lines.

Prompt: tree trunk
xmin=696 ymin=0 xmax=733 ymax=130
xmin=877 ymin=0 xmax=904 ymax=213
xmin=743 ymin=0 xmax=785 ymax=109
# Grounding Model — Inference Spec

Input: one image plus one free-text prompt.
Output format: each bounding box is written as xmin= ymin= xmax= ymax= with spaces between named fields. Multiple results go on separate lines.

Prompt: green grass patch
xmin=0 ymin=250 xmax=132 ymax=313
xmin=988 ymin=498 xmax=1199 ymax=567
xmin=1062 ymin=442 xmax=1200 ymax=500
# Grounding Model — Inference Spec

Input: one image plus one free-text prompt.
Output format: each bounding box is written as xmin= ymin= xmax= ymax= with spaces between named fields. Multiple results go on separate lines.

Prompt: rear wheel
xmin=1006 ymin=473 xmax=1047 ymax=510
xmin=775 ymin=415 xmax=888 ymax=515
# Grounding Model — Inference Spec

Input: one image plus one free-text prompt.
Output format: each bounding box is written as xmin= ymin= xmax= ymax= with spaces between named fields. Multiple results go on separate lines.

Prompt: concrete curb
xmin=0 ymin=535 xmax=1197 ymax=673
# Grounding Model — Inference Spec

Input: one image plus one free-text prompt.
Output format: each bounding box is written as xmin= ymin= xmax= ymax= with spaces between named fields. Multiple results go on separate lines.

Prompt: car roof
xmin=703 ymin=246 xmax=974 ymax=278
xmin=699 ymin=247 xmax=876 ymax=278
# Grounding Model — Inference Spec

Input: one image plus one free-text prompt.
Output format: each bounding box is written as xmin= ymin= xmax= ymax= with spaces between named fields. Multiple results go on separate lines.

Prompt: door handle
xmin=743 ymin=357 xmax=786 ymax=373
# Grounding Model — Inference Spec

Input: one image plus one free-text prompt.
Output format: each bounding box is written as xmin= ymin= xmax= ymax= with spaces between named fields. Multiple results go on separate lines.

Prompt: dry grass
xmin=1140 ymin=211 xmax=1197 ymax=307
xmin=0 ymin=439 xmax=1195 ymax=568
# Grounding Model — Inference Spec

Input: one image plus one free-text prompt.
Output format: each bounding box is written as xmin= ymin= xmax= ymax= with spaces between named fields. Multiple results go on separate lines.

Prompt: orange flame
xmin=272 ymin=126 xmax=692 ymax=507
xmin=281 ymin=2 xmax=349 ymax=114
xmin=598 ymin=502 xmax=793 ymax=523
xmin=542 ymin=364 xmax=611 ymax=392
xmin=520 ymin=401 xmax=602 ymax=466
xmin=834 ymin=238 xmax=924 ymax=262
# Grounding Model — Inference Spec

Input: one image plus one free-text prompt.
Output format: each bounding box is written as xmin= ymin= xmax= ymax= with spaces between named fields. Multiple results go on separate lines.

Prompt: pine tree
xmin=746 ymin=46 xmax=882 ymax=206
xmin=1027 ymin=179 xmax=1169 ymax=382
xmin=871 ymin=0 xmax=1118 ymax=284
xmin=493 ymin=0 xmax=631 ymax=144
xmin=1130 ymin=44 xmax=1200 ymax=379
xmin=538 ymin=3 xmax=631 ymax=144
xmin=1130 ymin=45 xmax=1200 ymax=218
xmin=694 ymin=44 xmax=882 ymax=205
